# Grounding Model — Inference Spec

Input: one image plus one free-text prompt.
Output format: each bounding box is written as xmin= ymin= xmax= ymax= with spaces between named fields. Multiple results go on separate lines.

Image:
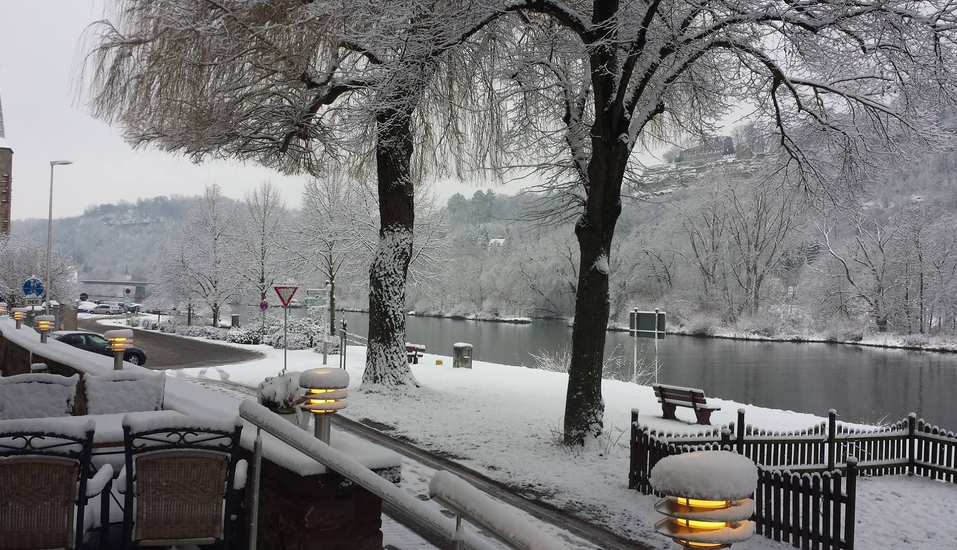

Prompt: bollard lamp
xmin=35 ymin=315 xmax=55 ymax=343
xmin=12 ymin=308 xmax=27 ymax=329
xmin=0 ymin=302 xmax=6 ymax=316
xmin=104 ymin=329 xmax=134 ymax=370
xmin=651 ymin=451 xmax=757 ymax=549
xmin=298 ymin=368 xmax=349 ymax=443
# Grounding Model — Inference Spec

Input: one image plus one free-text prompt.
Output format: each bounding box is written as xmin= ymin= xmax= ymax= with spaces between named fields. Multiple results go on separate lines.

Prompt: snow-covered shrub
xmin=256 ymin=372 xmax=304 ymax=412
xmin=138 ymin=319 xmax=159 ymax=331
xmin=901 ymin=334 xmax=930 ymax=348
xmin=681 ymin=313 xmax=719 ymax=336
xmin=227 ymin=327 xmax=261 ymax=345
xmin=159 ymin=323 xmax=178 ymax=334
xmin=266 ymin=332 xmax=312 ymax=350
xmin=530 ymin=344 xmax=570 ymax=373
xmin=177 ymin=325 xmax=229 ymax=340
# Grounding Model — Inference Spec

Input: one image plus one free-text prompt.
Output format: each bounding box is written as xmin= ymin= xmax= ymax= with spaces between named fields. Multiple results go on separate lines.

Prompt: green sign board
xmin=629 ymin=310 xmax=666 ymax=339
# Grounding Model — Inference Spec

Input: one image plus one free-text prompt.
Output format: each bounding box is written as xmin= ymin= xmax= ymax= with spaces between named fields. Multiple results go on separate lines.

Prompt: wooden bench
xmin=406 ymin=343 xmax=425 ymax=364
xmin=652 ymin=383 xmax=720 ymax=425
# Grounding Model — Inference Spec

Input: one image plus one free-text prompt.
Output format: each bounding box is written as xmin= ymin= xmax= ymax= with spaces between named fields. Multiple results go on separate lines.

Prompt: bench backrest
xmin=653 ymin=384 xmax=708 ymax=406
xmin=84 ymin=370 xmax=166 ymax=415
xmin=0 ymin=373 xmax=79 ymax=419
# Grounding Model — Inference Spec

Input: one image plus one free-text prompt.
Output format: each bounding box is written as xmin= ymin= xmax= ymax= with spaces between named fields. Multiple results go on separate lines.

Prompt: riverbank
xmin=606 ymin=321 xmax=957 ymax=354
xmin=183 ymin=343 xmax=957 ymax=550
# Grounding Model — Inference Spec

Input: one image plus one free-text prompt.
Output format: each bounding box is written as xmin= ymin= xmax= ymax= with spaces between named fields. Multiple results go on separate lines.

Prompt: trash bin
xmin=453 ymin=343 xmax=473 ymax=369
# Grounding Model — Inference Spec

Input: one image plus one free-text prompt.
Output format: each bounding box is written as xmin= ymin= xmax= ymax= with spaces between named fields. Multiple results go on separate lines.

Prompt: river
xmin=238 ymin=306 xmax=957 ymax=426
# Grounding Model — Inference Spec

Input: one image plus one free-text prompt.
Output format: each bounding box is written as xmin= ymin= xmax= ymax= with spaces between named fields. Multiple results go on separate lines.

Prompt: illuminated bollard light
xmin=12 ymin=308 xmax=27 ymax=329
xmin=105 ymin=329 xmax=134 ymax=371
xmin=0 ymin=302 xmax=7 ymax=316
xmin=35 ymin=315 xmax=55 ymax=343
xmin=298 ymin=368 xmax=349 ymax=444
xmin=651 ymin=450 xmax=757 ymax=549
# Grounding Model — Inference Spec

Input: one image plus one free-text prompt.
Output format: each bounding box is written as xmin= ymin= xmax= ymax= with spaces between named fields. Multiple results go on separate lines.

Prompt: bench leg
xmin=412 ymin=355 xmax=418 ymax=365
xmin=695 ymin=410 xmax=714 ymax=426
xmin=661 ymin=403 xmax=677 ymax=421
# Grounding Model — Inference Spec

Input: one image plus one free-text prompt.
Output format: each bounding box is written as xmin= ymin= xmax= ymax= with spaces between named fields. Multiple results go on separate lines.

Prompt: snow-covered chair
xmin=0 ymin=417 xmax=113 ymax=550
xmin=0 ymin=373 xmax=79 ymax=419
xmin=84 ymin=370 xmax=165 ymax=415
xmin=118 ymin=413 xmax=246 ymax=550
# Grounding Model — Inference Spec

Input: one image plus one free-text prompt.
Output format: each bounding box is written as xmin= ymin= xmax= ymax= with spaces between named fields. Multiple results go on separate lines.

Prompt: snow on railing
xmin=238 ymin=400 xmax=499 ymax=550
xmin=430 ymin=470 xmax=571 ymax=550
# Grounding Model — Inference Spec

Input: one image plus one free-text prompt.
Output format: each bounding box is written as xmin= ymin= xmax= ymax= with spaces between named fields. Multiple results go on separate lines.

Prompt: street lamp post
xmin=46 ymin=160 xmax=72 ymax=315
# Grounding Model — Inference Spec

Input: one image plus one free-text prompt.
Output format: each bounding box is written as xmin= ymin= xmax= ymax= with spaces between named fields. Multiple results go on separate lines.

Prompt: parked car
xmin=90 ymin=304 xmax=123 ymax=315
xmin=51 ymin=331 xmax=148 ymax=366
xmin=76 ymin=301 xmax=98 ymax=313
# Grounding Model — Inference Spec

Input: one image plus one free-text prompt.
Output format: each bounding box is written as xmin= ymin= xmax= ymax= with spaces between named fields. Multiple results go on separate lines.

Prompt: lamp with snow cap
xmin=298 ymin=368 xmax=349 ymax=444
xmin=12 ymin=308 xmax=26 ymax=329
xmin=0 ymin=302 xmax=6 ymax=316
xmin=104 ymin=329 xmax=133 ymax=370
xmin=651 ymin=450 xmax=757 ymax=549
xmin=35 ymin=315 xmax=55 ymax=343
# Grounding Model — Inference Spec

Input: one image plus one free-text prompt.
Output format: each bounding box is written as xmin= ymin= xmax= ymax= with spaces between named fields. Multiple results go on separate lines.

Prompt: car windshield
xmin=88 ymin=335 xmax=109 ymax=346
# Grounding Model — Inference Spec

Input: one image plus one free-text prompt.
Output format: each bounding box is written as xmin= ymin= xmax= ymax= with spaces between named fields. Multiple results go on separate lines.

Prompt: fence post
xmin=907 ymin=413 xmax=917 ymax=476
xmin=720 ymin=427 xmax=731 ymax=450
xmin=736 ymin=408 xmax=745 ymax=454
xmin=629 ymin=409 xmax=639 ymax=490
xmin=844 ymin=457 xmax=858 ymax=550
xmin=827 ymin=409 xmax=837 ymax=471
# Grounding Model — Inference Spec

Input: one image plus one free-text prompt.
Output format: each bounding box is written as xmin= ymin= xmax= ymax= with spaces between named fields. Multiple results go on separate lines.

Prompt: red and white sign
xmin=273 ymin=286 xmax=298 ymax=307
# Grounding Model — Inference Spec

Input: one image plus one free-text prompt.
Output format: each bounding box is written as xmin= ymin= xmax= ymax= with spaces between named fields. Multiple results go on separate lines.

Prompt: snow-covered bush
xmin=227 ymin=327 xmax=261 ymax=345
xmin=256 ymin=372 xmax=304 ymax=412
xmin=681 ymin=313 xmax=719 ymax=336
xmin=159 ymin=323 xmax=178 ymax=334
xmin=137 ymin=318 xmax=160 ymax=330
xmin=265 ymin=332 xmax=312 ymax=350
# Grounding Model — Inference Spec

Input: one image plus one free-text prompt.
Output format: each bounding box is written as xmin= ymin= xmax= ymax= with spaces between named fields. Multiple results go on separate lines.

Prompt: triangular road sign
xmin=273 ymin=286 xmax=298 ymax=307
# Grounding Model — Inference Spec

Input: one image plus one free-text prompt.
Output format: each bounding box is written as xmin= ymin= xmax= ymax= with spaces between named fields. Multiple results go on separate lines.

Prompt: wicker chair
xmin=119 ymin=413 xmax=245 ymax=549
xmin=0 ymin=418 xmax=114 ymax=550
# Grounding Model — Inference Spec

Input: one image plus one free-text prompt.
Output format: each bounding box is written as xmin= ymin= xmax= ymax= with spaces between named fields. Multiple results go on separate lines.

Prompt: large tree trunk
xmin=362 ymin=108 xmax=418 ymax=389
xmin=563 ymin=137 xmax=626 ymax=445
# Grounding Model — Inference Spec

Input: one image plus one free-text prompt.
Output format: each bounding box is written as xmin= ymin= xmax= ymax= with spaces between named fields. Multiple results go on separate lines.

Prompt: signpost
xmin=273 ymin=286 xmax=298 ymax=375
xmin=125 ymin=288 xmax=132 ymax=326
xmin=259 ymin=300 xmax=269 ymax=339
xmin=23 ymin=277 xmax=44 ymax=299
xmin=23 ymin=278 xmax=44 ymax=311
xmin=629 ymin=308 xmax=666 ymax=384
xmin=304 ymin=286 xmax=332 ymax=365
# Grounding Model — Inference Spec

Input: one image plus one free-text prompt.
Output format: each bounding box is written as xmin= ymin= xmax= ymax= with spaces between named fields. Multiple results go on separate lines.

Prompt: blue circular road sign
xmin=23 ymin=277 xmax=44 ymax=297
xmin=259 ymin=300 xmax=269 ymax=311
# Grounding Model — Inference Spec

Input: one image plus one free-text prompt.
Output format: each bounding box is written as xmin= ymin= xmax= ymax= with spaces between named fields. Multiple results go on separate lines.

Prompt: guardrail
xmin=240 ymin=400 xmax=570 ymax=550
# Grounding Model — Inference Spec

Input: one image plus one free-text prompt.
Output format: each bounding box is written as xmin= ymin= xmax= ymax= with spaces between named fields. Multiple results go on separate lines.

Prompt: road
xmin=76 ymin=318 xmax=263 ymax=370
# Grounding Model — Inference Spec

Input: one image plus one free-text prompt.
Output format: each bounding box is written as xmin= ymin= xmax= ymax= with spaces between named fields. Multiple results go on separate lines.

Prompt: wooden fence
xmin=754 ymin=461 xmax=857 ymax=550
xmin=630 ymin=409 xmax=957 ymax=485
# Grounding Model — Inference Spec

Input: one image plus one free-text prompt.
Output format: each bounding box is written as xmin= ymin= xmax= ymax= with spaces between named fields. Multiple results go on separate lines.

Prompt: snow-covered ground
xmin=181 ymin=344 xmax=957 ymax=550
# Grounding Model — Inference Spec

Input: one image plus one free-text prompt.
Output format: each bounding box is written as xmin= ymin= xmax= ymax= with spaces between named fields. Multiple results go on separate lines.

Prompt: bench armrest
xmin=87 ymin=464 xmax=114 ymax=498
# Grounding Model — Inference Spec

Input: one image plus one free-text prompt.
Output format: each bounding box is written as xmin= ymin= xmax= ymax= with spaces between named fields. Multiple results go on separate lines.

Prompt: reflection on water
xmin=235 ymin=306 xmax=957 ymax=426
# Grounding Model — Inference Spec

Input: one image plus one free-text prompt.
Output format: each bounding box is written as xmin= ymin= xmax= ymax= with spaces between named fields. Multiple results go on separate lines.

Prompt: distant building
xmin=488 ymin=238 xmax=505 ymax=250
xmin=0 ymin=82 xmax=12 ymax=235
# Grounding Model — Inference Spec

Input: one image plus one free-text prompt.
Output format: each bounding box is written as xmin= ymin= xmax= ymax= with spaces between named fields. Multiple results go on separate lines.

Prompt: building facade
xmin=0 ymin=87 xmax=11 ymax=235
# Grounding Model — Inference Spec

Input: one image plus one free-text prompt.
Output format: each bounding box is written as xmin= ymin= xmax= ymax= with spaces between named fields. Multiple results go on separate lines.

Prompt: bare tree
xmin=0 ymin=235 xmax=79 ymax=307
xmin=230 ymin=181 xmax=292 ymax=331
xmin=294 ymin=172 xmax=367 ymax=334
xmin=476 ymin=0 xmax=957 ymax=444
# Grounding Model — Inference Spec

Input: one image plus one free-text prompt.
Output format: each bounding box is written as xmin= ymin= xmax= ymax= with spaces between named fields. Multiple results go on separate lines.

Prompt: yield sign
xmin=273 ymin=286 xmax=298 ymax=307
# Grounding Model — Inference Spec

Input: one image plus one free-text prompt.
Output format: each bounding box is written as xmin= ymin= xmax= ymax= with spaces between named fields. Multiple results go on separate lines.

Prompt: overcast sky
xmin=0 ymin=0 xmax=525 ymax=221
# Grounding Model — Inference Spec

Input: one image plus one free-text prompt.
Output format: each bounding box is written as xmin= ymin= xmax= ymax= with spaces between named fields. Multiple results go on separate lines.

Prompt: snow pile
xmin=429 ymin=470 xmax=570 ymax=550
xmin=0 ymin=373 xmax=79 ymax=419
xmin=0 ymin=416 xmax=94 ymax=439
xmin=123 ymin=410 xmax=241 ymax=434
xmin=650 ymin=451 xmax=757 ymax=500
xmin=84 ymin=370 xmax=165 ymax=414
xmin=299 ymin=368 xmax=349 ymax=389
